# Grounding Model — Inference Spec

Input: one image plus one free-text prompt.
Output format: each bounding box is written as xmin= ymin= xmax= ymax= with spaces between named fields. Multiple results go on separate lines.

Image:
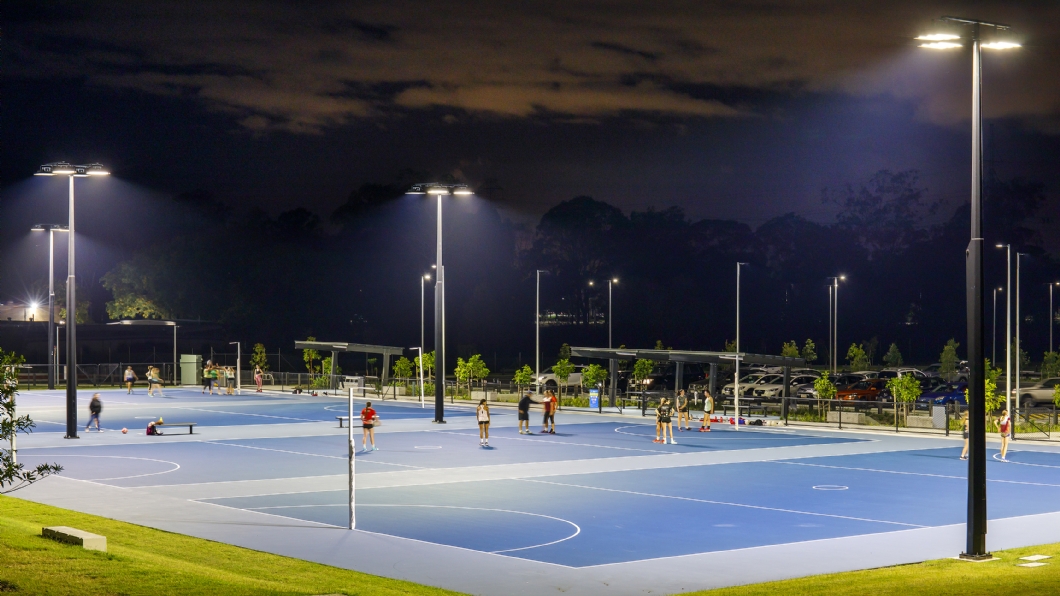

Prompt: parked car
xmin=835 ymin=379 xmax=890 ymax=401
xmin=921 ymin=363 xmax=943 ymax=378
xmin=536 ymin=365 xmax=584 ymax=390
xmin=878 ymin=368 xmax=926 ymax=380
xmin=916 ymin=382 xmax=968 ymax=405
xmin=850 ymin=370 xmax=880 ymax=379
xmin=721 ymin=373 xmax=775 ymax=398
xmin=753 ymin=374 xmax=820 ymax=399
xmin=796 ymin=373 xmax=868 ymax=398
xmin=1013 ymin=378 xmax=1060 ymax=408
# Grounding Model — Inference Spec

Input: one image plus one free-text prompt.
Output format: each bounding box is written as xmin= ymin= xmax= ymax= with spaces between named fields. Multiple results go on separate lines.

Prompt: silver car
xmin=1013 ymin=378 xmax=1060 ymax=408
xmin=753 ymin=374 xmax=820 ymax=399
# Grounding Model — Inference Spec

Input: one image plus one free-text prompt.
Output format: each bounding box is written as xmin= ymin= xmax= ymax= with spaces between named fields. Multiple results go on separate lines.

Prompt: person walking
xmin=656 ymin=398 xmax=675 ymax=444
xmin=960 ymin=412 xmax=970 ymax=460
xmin=477 ymin=399 xmax=491 ymax=447
xmin=148 ymin=367 xmax=166 ymax=397
xmin=124 ymin=366 xmax=138 ymax=394
xmin=360 ymin=401 xmax=379 ymax=452
xmin=254 ymin=366 xmax=264 ymax=392
xmin=676 ymin=390 xmax=691 ymax=431
xmin=518 ymin=392 xmax=538 ymax=434
xmin=998 ymin=410 xmax=1011 ymax=462
xmin=85 ymin=393 xmax=103 ymax=432
xmin=699 ymin=388 xmax=714 ymax=432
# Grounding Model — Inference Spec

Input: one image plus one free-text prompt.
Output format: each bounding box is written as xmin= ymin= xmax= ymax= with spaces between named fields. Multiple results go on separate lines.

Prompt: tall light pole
xmin=827 ymin=276 xmax=846 ymax=373
xmin=31 ymin=224 xmax=68 ymax=390
xmin=536 ymin=269 xmax=550 ymax=394
xmin=734 ymin=262 xmax=748 ymax=430
xmin=407 ymin=183 xmax=472 ymax=423
xmin=1015 ymin=252 xmax=1027 ymax=424
xmin=1048 ymin=282 xmax=1059 ymax=355
xmin=920 ymin=17 xmax=1020 ymax=560
xmin=992 ymin=287 xmax=1002 ymax=366
xmin=420 ymin=272 xmax=431 ymax=406
xmin=229 ymin=342 xmax=241 ymax=394
xmin=589 ymin=277 xmax=618 ymax=348
xmin=410 ymin=347 xmax=424 ymax=408
xmin=997 ymin=244 xmax=1012 ymax=427
xmin=35 ymin=162 xmax=109 ymax=439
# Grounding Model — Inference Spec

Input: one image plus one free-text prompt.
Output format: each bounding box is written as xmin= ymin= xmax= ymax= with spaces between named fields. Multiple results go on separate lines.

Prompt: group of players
xmin=653 ymin=389 xmax=716 ymax=444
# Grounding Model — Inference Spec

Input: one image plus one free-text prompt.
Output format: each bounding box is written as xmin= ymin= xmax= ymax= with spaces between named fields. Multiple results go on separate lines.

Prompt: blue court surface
xmin=13 ymin=387 xmax=1060 ymax=593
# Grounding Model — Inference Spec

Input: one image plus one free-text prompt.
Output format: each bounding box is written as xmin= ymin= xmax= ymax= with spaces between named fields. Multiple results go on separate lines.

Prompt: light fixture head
xmin=85 ymin=163 xmax=110 ymax=176
xmin=29 ymin=302 xmax=39 ymax=310
xmin=982 ymin=41 xmax=1021 ymax=50
xmin=588 ymin=281 xmax=595 ymax=286
xmin=452 ymin=186 xmax=473 ymax=195
xmin=31 ymin=224 xmax=68 ymax=232
xmin=611 ymin=278 xmax=619 ymax=283
xmin=916 ymin=33 xmax=961 ymax=41
xmin=424 ymin=273 xmax=431 ymax=280
xmin=839 ymin=275 xmax=847 ymax=281
xmin=919 ymin=41 xmax=963 ymax=49
xmin=36 ymin=162 xmax=73 ymax=176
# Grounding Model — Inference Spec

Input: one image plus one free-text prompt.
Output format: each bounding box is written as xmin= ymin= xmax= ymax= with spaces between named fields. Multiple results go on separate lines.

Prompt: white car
xmin=536 ymin=365 xmax=583 ymax=391
xmin=721 ymin=373 xmax=779 ymax=397
xmin=753 ymin=374 xmax=821 ymax=399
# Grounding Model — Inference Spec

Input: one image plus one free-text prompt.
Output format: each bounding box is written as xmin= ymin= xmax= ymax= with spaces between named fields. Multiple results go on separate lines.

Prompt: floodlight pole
xmin=65 ymin=175 xmax=78 ymax=439
xmin=230 ymin=342 xmax=241 ymax=394
xmin=992 ymin=288 xmax=998 ymax=366
xmin=963 ymin=19 xmax=988 ymax=560
xmin=536 ymin=270 xmax=549 ymax=394
xmin=48 ymin=229 xmax=56 ymax=389
xmin=1015 ymin=253 xmax=1025 ymax=428
xmin=735 ymin=263 xmax=747 ymax=430
xmin=1049 ymin=283 xmax=1056 ymax=355
xmin=434 ymin=193 xmax=446 ymax=423
xmin=348 ymin=386 xmax=356 ymax=529
xmin=1000 ymin=244 xmax=1011 ymax=425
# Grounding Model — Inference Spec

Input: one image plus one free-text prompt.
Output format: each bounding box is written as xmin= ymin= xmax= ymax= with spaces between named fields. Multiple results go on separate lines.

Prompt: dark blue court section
xmin=201 ymin=444 xmax=1060 ymax=567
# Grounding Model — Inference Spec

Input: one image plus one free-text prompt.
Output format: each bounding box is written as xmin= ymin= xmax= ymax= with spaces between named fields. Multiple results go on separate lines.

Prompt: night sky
xmin=2 ymin=1 xmax=1060 ymax=368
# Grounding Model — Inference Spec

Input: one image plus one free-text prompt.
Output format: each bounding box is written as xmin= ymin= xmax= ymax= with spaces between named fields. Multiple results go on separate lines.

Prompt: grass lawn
xmin=0 ymin=495 xmax=461 ymax=595
xmin=4 ymin=494 xmax=1060 ymax=595
xmin=693 ymin=543 xmax=1060 ymax=595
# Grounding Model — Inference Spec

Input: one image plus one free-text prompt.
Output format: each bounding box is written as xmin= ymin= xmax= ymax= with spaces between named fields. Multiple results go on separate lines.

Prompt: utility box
xmin=180 ymin=354 xmax=202 ymax=386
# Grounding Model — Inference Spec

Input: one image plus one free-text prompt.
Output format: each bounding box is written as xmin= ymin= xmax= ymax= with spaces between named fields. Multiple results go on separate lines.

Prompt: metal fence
xmin=18 ymin=362 xmax=175 ymax=388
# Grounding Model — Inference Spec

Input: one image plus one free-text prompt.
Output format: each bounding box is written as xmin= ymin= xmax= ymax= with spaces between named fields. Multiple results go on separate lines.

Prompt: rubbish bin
xmin=180 ymin=354 xmax=202 ymax=386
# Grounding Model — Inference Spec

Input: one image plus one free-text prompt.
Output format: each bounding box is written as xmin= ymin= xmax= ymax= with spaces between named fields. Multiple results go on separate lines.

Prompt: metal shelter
xmin=570 ymin=346 xmax=806 ymax=407
xmin=107 ymin=320 xmax=178 ymax=383
xmin=293 ymin=341 xmax=406 ymax=389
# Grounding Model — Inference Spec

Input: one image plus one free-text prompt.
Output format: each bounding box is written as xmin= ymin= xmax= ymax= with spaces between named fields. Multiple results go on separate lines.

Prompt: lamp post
xmin=997 ymin=244 xmax=1012 ymax=429
xmin=734 ymin=262 xmax=748 ymax=430
xmin=919 ymin=16 xmax=1020 ymax=560
xmin=31 ymin=224 xmax=68 ymax=390
xmin=420 ymin=272 xmax=431 ymax=407
xmin=34 ymin=162 xmax=109 ymax=439
xmin=536 ymin=269 xmax=550 ymax=394
xmin=1015 ymin=252 xmax=1027 ymax=425
xmin=827 ymin=276 xmax=846 ymax=373
xmin=410 ymin=347 xmax=424 ymax=408
xmin=1049 ymin=282 xmax=1059 ymax=354
xmin=407 ymin=183 xmax=472 ymax=423
xmin=992 ymin=287 xmax=1002 ymax=366
xmin=229 ymin=342 xmax=241 ymax=394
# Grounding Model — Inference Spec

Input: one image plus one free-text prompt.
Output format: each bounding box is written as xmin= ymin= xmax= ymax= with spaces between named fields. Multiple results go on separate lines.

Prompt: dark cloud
xmin=8 ymin=1 xmax=1056 ymax=134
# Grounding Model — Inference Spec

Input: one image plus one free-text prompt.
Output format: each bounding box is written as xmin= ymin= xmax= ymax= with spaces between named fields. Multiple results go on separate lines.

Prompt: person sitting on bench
xmin=146 ymin=420 xmax=164 ymax=436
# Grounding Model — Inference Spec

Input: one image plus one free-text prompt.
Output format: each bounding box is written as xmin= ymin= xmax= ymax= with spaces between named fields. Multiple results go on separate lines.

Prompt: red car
xmin=836 ymin=379 xmax=889 ymax=401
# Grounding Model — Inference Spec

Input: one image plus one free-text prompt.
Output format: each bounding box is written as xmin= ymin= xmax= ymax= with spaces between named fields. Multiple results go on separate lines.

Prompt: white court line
xmin=238 ymin=503 xmax=581 ymax=554
xmin=991 ymin=452 xmax=1060 ymax=469
xmin=176 ymin=406 xmax=323 ymax=423
xmin=517 ymin=478 xmax=926 ymax=528
xmin=19 ymin=454 xmax=181 ymax=481
xmin=773 ymin=460 xmax=1060 ymax=489
xmin=205 ymin=441 xmax=424 ymax=469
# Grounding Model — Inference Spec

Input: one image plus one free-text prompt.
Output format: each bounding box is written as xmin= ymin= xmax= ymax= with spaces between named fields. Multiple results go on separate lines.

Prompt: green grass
xmin=0 ymin=495 xmax=462 ymax=595
xmin=692 ymin=542 xmax=1060 ymax=595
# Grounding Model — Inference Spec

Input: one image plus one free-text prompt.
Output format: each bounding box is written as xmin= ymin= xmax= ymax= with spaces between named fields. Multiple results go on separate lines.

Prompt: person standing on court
xmin=360 ymin=401 xmax=379 ymax=452
xmin=124 ymin=366 xmax=138 ymax=394
xmin=542 ymin=390 xmax=557 ymax=434
xmin=518 ymin=392 xmax=538 ymax=434
xmin=998 ymin=410 xmax=1011 ymax=462
xmin=477 ymin=399 xmax=491 ymax=447
xmin=655 ymin=397 xmax=675 ymax=444
xmin=676 ymin=390 xmax=691 ymax=431
xmin=85 ymin=393 xmax=103 ymax=432
xmin=254 ymin=366 xmax=264 ymax=392
xmin=960 ymin=412 xmax=970 ymax=460
xmin=699 ymin=388 xmax=714 ymax=432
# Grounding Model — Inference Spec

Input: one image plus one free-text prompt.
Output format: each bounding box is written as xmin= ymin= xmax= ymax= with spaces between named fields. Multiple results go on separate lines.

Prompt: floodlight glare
xmin=85 ymin=164 xmax=110 ymax=176
xmin=29 ymin=302 xmax=39 ymax=310
xmin=452 ymin=186 xmax=473 ymax=195
xmin=916 ymin=33 xmax=961 ymax=41
xmin=427 ymin=187 xmax=450 ymax=195
xmin=982 ymin=41 xmax=1021 ymax=50
xmin=612 ymin=278 xmax=619 ymax=283
xmin=920 ymin=41 xmax=963 ymax=49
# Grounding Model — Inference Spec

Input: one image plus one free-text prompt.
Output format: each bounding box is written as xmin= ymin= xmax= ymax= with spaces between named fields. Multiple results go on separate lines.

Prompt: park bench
xmin=337 ymin=416 xmax=371 ymax=428
xmin=156 ymin=422 xmax=197 ymax=434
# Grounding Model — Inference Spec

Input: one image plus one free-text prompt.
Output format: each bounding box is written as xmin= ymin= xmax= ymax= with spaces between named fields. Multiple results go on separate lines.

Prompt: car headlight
xmin=644 ymin=379 xmax=653 ymax=385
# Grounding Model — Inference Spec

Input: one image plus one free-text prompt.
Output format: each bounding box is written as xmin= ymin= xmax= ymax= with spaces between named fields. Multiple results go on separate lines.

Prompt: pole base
xmin=959 ymin=552 xmax=994 ymax=561
xmin=63 ymin=435 xmax=80 ymax=440
xmin=432 ymin=419 xmax=447 ymax=424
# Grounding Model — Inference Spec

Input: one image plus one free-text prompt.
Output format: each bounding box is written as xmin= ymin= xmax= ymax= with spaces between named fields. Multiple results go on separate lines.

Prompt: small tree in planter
xmin=801 ymin=339 xmax=817 ymax=364
xmin=415 ymin=351 xmax=435 ymax=383
xmin=813 ymin=372 xmax=837 ymax=420
xmin=392 ymin=357 xmax=414 ymax=388
xmin=553 ymin=358 xmax=575 ymax=401
xmin=780 ymin=341 xmax=800 ymax=358
xmin=940 ymin=339 xmax=960 ymax=381
xmin=846 ymin=343 xmax=870 ymax=371
xmin=469 ymin=354 xmax=490 ymax=396
xmin=250 ymin=343 xmax=270 ymax=372
xmin=632 ymin=358 xmax=654 ymax=396
xmin=883 ymin=343 xmax=903 ymax=367
xmin=887 ymin=373 xmax=921 ymax=425
xmin=513 ymin=364 xmax=534 ymax=393
xmin=302 ymin=337 xmax=320 ymax=382
xmin=581 ymin=363 xmax=608 ymax=404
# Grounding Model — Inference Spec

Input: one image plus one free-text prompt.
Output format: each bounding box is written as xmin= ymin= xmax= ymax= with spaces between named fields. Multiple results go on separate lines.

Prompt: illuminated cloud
xmin=9 ymin=1 xmax=1057 ymax=133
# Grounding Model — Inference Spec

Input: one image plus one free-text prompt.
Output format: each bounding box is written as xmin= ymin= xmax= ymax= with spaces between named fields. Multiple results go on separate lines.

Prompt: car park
xmin=796 ymin=373 xmax=867 ymax=398
xmin=536 ymin=365 xmax=584 ymax=390
xmin=878 ymin=368 xmax=926 ymax=379
xmin=721 ymin=373 xmax=778 ymax=398
xmin=921 ymin=363 xmax=943 ymax=378
xmin=1013 ymin=378 xmax=1060 ymax=408
xmin=753 ymin=374 xmax=820 ymax=399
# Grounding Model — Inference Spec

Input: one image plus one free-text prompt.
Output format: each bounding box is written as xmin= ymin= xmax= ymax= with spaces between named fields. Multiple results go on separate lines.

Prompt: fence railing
xmin=18 ymin=363 xmax=175 ymax=388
